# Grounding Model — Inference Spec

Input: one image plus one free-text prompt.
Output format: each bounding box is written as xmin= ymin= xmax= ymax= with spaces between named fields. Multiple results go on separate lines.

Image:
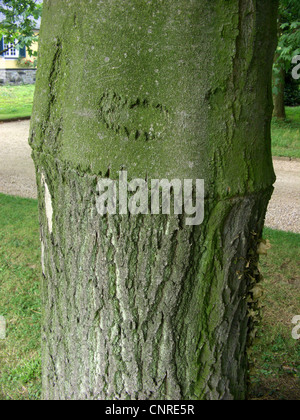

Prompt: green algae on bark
xmin=30 ymin=0 xmax=279 ymax=400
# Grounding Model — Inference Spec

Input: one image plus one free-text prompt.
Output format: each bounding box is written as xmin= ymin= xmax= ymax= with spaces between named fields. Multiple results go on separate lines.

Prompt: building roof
xmin=0 ymin=0 xmax=42 ymax=30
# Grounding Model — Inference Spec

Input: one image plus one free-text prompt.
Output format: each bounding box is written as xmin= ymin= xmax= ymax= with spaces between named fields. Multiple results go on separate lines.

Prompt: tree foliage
xmin=276 ymin=0 xmax=300 ymax=68
xmin=0 ymin=0 xmax=42 ymax=56
xmin=285 ymin=72 xmax=300 ymax=105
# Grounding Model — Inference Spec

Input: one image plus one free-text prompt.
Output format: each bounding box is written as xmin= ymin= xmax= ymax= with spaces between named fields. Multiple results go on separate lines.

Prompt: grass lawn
xmin=0 ymin=85 xmax=35 ymax=121
xmin=249 ymin=228 xmax=300 ymax=400
xmin=0 ymin=194 xmax=41 ymax=400
xmin=0 ymin=193 xmax=299 ymax=400
xmin=271 ymin=107 xmax=300 ymax=159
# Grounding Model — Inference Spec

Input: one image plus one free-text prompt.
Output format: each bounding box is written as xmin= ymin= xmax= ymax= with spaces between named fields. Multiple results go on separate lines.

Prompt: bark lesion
xmin=97 ymin=90 xmax=169 ymax=142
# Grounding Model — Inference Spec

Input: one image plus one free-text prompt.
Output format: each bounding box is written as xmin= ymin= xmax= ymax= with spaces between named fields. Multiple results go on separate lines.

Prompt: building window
xmin=3 ymin=42 xmax=19 ymax=58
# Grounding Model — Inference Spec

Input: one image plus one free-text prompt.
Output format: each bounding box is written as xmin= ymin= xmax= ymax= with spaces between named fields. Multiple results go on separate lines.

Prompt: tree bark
xmin=273 ymin=64 xmax=286 ymax=119
xmin=30 ymin=0 xmax=278 ymax=400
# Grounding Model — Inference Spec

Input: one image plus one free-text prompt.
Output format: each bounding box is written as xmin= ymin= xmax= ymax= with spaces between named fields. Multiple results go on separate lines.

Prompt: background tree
xmin=284 ymin=71 xmax=300 ymax=106
xmin=273 ymin=0 xmax=300 ymax=119
xmin=0 ymin=0 xmax=42 ymax=56
xmin=30 ymin=0 xmax=278 ymax=400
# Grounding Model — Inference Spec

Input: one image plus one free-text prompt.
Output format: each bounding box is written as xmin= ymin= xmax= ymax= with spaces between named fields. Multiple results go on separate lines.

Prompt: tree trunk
xmin=30 ymin=0 xmax=278 ymax=400
xmin=273 ymin=65 xmax=286 ymax=119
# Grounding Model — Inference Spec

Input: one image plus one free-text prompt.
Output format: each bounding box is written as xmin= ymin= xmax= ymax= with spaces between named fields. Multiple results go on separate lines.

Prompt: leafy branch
xmin=0 ymin=0 xmax=42 ymax=56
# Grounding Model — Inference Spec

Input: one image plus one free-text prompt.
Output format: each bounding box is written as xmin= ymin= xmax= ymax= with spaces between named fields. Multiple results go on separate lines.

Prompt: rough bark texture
xmin=30 ymin=0 xmax=278 ymax=400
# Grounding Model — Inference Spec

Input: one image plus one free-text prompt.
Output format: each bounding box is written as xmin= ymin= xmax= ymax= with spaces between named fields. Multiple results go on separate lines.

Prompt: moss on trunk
xmin=30 ymin=0 xmax=279 ymax=400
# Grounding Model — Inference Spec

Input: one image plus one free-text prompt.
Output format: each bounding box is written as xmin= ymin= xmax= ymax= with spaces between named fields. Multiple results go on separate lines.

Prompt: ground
xmin=0 ymin=120 xmax=299 ymax=233
xmin=0 ymin=86 xmax=35 ymax=121
xmin=265 ymin=158 xmax=300 ymax=234
xmin=0 ymin=121 xmax=36 ymax=199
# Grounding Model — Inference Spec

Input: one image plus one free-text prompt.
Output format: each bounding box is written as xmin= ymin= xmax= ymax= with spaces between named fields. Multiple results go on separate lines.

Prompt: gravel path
xmin=265 ymin=158 xmax=300 ymax=234
xmin=0 ymin=120 xmax=299 ymax=233
xmin=0 ymin=120 xmax=37 ymax=199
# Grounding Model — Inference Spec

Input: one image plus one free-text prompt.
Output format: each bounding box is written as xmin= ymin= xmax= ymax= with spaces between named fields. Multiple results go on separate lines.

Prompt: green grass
xmin=0 ymin=193 xmax=299 ymax=400
xmin=249 ymin=228 xmax=300 ymax=400
xmin=0 ymin=194 xmax=41 ymax=400
xmin=271 ymin=107 xmax=300 ymax=159
xmin=0 ymin=85 xmax=35 ymax=121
